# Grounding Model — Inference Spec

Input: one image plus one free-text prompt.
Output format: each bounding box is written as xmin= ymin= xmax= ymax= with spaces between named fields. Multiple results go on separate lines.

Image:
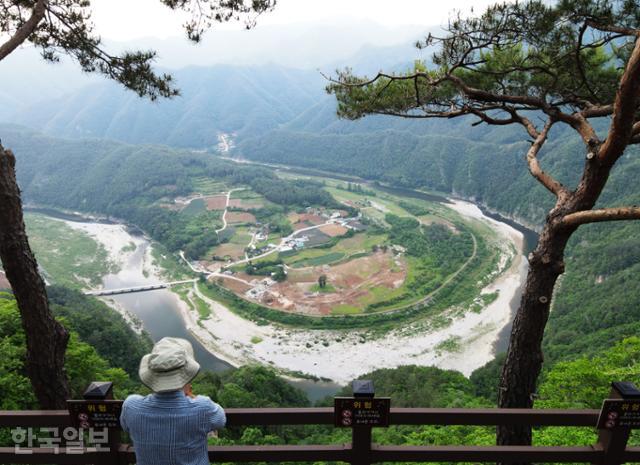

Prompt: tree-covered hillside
xmin=10 ymin=65 xmax=326 ymax=149
xmin=4 ymin=284 xmax=637 ymax=455
xmin=2 ymin=125 xmax=337 ymax=259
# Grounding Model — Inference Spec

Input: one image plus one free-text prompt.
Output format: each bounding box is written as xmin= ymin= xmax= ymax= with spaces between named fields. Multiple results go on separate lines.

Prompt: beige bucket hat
xmin=139 ymin=337 xmax=200 ymax=393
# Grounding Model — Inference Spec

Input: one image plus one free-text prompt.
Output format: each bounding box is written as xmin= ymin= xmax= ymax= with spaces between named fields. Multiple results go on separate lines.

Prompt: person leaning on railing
xmin=120 ymin=337 xmax=226 ymax=465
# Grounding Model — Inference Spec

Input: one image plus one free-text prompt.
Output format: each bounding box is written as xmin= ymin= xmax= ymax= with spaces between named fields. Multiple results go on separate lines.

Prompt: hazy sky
xmin=91 ymin=0 xmax=513 ymax=40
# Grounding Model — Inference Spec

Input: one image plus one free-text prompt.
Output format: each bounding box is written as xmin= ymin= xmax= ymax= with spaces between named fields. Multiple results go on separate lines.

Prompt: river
xmin=32 ymin=175 xmax=536 ymax=397
xmin=33 ymin=208 xmax=340 ymax=402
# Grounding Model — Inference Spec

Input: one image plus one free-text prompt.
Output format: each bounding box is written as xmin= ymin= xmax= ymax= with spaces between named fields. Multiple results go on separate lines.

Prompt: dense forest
xmin=2 ymin=290 xmax=637 ymax=458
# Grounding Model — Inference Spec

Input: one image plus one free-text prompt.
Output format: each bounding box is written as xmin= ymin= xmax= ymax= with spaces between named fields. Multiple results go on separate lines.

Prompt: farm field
xmin=227 ymin=212 xmax=257 ymax=224
xmin=228 ymin=189 xmax=267 ymax=209
xmin=197 ymin=175 xmax=506 ymax=320
xmin=263 ymin=250 xmax=407 ymax=315
xmin=205 ymin=195 xmax=227 ymax=210
xmin=191 ymin=177 xmax=228 ymax=195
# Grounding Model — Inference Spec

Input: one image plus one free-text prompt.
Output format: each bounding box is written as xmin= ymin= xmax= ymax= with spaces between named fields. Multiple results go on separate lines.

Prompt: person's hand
xmin=183 ymin=383 xmax=196 ymax=398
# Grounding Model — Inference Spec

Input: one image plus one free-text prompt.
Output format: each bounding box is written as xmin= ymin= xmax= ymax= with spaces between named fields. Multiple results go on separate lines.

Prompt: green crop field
xmin=289 ymin=252 xmax=346 ymax=268
xmin=191 ymin=177 xmax=228 ymax=195
xmin=280 ymin=233 xmax=387 ymax=266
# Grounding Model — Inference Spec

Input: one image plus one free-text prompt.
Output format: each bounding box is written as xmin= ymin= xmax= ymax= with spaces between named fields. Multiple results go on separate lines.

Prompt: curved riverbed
xmin=57 ymin=192 xmax=527 ymax=386
xmin=57 ymin=217 xmax=339 ymax=400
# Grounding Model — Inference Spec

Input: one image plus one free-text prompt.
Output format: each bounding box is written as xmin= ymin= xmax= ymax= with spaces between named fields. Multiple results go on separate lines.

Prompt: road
xmin=229 ymin=222 xmax=332 ymax=267
xmin=215 ymin=188 xmax=245 ymax=235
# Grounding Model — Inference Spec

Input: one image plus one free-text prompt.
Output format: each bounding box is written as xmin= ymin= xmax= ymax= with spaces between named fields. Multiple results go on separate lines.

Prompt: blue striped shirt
xmin=120 ymin=391 xmax=226 ymax=465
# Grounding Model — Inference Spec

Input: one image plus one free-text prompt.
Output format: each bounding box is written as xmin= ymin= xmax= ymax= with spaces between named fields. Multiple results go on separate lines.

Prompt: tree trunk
xmin=0 ymin=146 xmax=70 ymax=409
xmin=496 ymin=154 xmax=613 ymax=451
xmin=497 ymin=215 xmax=574 ymax=446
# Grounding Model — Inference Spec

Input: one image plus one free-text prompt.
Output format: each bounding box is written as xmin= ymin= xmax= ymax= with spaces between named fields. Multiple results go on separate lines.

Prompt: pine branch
xmin=561 ymin=206 xmax=640 ymax=227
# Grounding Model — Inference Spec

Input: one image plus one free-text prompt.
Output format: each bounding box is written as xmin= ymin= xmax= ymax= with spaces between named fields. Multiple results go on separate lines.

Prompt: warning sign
xmin=597 ymin=399 xmax=640 ymax=429
xmin=67 ymin=400 xmax=124 ymax=429
xmin=334 ymin=397 xmax=390 ymax=427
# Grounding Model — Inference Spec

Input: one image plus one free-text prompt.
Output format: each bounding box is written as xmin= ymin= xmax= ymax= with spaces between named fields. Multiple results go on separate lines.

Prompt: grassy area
xmin=121 ymin=242 xmax=136 ymax=253
xmin=310 ymin=283 xmax=337 ymax=293
xmin=255 ymin=232 xmax=283 ymax=249
xmin=192 ymin=292 xmax=211 ymax=320
xmin=326 ymin=187 xmax=411 ymax=217
xmin=229 ymin=227 xmax=253 ymax=246
xmin=181 ymin=198 xmax=207 ymax=216
xmin=192 ymin=177 xmax=228 ymax=195
xmin=357 ymin=285 xmax=406 ymax=308
xmin=173 ymin=283 xmax=211 ymax=320
xmin=435 ymin=336 xmax=462 ymax=354
xmin=150 ymin=243 xmax=193 ymax=281
xmin=231 ymin=189 xmax=263 ymax=200
xmin=24 ymin=213 xmax=118 ymax=289
xmin=281 ymin=232 xmax=386 ymax=267
xmin=331 ymin=304 xmax=361 ymax=315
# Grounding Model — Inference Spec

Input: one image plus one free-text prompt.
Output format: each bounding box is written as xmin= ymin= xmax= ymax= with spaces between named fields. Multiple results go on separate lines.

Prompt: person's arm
xmin=120 ymin=397 xmax=130 ymax=433
xmin=208 ymin=400 xmax=226 ymax=431
xmin=196 ymin=395 xmax=226 ymax=431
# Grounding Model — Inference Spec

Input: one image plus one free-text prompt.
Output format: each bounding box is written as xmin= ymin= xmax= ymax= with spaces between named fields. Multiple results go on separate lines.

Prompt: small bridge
xmin=85 ymin=279 xmax=197 ymax=296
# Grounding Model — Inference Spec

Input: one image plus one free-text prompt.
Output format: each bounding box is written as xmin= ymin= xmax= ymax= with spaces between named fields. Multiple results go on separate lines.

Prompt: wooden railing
xmin=0 ymin=407 xmax=639 ymax=464
xmin=0 ymin=383 xmax=639 ymax=464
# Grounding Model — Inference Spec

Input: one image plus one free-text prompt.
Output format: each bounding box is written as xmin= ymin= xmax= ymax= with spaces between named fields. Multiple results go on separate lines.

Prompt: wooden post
xmin=352 ymin=425 xmax=372 ymax=465
xmin=82 ymin=381 xmax=121 ymax=465
xmin=351 ymin=380 xmax=374 ymax=465
xmin=594 ymin=381 xmax=640 ymax=465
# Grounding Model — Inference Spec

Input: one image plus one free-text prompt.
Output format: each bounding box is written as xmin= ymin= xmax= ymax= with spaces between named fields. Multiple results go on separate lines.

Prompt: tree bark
xmin=0 ymin=146 xmax=70 ymax=409
xmin=496 ymin=220 xmax=572 ymax=446
xmin=497 ymin=156 xmax=613 ymax=449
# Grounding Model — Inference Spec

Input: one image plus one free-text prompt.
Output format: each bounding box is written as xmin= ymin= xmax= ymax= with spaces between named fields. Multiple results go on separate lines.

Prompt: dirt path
xmin=215 ymin=188 xmax=245 ymax=235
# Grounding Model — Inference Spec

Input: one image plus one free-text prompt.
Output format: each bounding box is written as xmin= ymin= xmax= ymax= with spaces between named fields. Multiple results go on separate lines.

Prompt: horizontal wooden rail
xmin=0 ymin=410 xmax=71 ymax=427
xmin=0 ymin=447 xmax=105 ymax=464
xmin=0 ymin=405 xmax=630 ymax=464
xmin=3 ymin=444 xmax=639 ymax=464
xmin=0 ymin=407 xmax=601 ymax=427
xmin=372 ymin=445 xmax=601 ymax=463
xmin=389 ymin=408 xmax=600 ymax=426
xmin=5 ymin=444 xmax=640 ymax=464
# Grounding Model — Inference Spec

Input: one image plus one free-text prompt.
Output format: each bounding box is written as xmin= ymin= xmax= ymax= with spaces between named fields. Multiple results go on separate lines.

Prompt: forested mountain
xmin=1 ymin=124 xmax=336 ymax=258
xmin=10 ymin=65 xmax=325 ymax=148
